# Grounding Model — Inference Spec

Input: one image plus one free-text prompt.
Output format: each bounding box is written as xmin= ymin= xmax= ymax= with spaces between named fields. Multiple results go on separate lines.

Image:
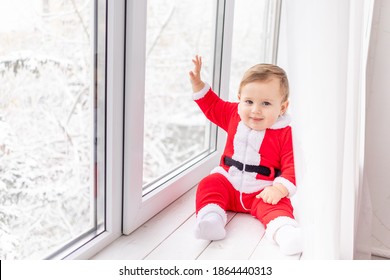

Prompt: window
xmin=123 ymin=0 xmax=223 ymax=234
xmin=143 ymin=0 xmax=218 ymax=191
xmin=0 ymin=0 xmax=106 ymax=259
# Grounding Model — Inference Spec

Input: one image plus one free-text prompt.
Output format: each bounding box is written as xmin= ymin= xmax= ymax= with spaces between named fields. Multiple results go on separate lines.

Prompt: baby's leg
xmin=195 ymin=173 xmax=233 ymax=240
xmin=266 ymin=216 xmax=303 ymax=255
xmin=251 ymin=197 xmax=303 ymax=255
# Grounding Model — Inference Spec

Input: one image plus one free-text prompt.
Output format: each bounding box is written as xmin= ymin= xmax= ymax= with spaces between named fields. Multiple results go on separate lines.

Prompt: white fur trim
xmin=274 ymin=176 xmax=297 ymax=197
xmin=265 ymin=216 xmax=298 ymax=244
xmin=246 ymin=129 xmax=265 ymax=165
xmin=220 ymin=121 xmax=271 ymax=194
xmin=270 ymin=113 xmax=291 ymax=129
xmin=197 ymin=203 xmax=227 ymax=225
xmin=232 ymin=121 xmax=251 ymax=164
xmin=192 ymin=83 xmax=211 ymax=100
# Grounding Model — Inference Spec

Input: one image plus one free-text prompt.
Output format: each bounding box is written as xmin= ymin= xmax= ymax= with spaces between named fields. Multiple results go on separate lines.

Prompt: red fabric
xmin=195 ymin=173 xmax=294 ymax=226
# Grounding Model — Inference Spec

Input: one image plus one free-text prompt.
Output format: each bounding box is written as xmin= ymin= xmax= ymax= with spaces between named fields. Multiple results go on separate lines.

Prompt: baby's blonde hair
xmin=238 ymin=64 xmax=290 ymax=102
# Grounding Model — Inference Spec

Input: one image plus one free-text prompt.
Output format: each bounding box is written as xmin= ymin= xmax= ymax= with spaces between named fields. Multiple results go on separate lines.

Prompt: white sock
xmin=274 ymin=225 xmax=303 ymax=255
xmin=194 ymin=212 xmax=226 ymax=241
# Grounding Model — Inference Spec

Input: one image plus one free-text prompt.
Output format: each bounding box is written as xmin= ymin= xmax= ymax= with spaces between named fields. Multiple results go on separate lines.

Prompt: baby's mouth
xmin=250 ymin=117 xmax=264 ymax=121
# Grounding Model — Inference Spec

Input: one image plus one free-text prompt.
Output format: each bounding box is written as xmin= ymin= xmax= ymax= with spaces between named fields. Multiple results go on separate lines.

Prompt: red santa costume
xmin=193 ymin=84 xmax=302 ymax=254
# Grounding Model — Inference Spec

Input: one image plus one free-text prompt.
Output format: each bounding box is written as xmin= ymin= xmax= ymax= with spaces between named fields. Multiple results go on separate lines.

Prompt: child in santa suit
xmin=189 ymin=55 xmax=303 ymax=256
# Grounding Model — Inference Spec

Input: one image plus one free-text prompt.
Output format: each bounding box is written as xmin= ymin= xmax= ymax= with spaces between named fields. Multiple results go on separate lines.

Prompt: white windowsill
xmin=90 ymin=186 xmax=301 ymax=260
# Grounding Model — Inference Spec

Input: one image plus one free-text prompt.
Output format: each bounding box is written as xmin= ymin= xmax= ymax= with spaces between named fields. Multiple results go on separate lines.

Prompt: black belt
xmin=223 ymin=156 xmax=280 ymax=178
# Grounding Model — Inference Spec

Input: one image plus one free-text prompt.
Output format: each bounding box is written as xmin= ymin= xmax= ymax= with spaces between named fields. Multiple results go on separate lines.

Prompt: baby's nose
xmin=252 ymin=104 xmax=262 ymax=113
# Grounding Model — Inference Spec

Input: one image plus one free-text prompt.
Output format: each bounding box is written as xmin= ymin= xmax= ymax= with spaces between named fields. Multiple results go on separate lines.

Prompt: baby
xmin=189 ymin=55 xmax=303 ymax=255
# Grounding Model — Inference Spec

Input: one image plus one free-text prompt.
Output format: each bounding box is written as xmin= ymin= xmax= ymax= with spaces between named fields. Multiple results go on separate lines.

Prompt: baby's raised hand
xmin=189 ymin=55 xmax=205 ymax=92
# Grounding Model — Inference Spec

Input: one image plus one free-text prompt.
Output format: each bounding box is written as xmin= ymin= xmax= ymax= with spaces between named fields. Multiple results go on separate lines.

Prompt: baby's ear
xmin=237 ymin=94 xmax=241 ymax=101
xmin=282 ymin=100 xmax=289 ymax=113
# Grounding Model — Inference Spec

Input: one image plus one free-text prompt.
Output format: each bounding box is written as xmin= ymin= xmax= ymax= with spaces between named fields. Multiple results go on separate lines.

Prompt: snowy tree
xmin=0 ymin=0 xmax=95 ymax=259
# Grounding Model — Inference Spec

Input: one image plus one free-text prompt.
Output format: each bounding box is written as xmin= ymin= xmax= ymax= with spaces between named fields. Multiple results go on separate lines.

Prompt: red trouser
xmin=196 ymin=173 xmax=294 ymax=227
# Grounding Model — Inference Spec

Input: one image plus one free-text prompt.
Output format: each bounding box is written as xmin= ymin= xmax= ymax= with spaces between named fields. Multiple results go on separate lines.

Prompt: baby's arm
xmin=189 ymin=55 xmax=205 ymax=92
xmin=190 ymin=55 xmax=237 ymax=131
xmin=257 ymin=183 xmax=288 ymax=205
xmin=258 ymin=127 xmax=296 ymax=205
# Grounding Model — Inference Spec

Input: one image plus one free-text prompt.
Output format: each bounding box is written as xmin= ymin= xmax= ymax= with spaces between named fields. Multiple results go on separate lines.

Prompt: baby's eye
xmin=245 ymin=100 xmax=253 ymax=105
xmin=262 ymin=101 xmax=271 ymax=106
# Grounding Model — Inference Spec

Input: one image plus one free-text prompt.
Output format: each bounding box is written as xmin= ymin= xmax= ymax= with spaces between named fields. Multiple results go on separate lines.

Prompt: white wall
xmin=365 ymin=0 xmax=390 ymax=259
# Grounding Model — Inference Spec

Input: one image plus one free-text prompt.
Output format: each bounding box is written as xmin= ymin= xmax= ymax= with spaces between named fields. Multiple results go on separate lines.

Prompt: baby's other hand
xmin=256 ymin=186 xmax=284 ymax=205
xmin=189 ymin=55 xmax=205 ymax=92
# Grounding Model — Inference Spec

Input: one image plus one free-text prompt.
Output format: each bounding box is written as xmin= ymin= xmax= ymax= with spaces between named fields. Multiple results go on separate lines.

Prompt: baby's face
xmin=238 ymin=79 xmax=288 ymax=131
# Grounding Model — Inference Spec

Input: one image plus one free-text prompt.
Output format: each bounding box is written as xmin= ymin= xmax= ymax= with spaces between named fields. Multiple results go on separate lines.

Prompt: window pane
xmin=143 ymin=0 xmax=217 ymax=188
xmin=0 ymin=0 xmax=105 ymax=259
xmin=229 ymin=0 xmax=279 ymax=101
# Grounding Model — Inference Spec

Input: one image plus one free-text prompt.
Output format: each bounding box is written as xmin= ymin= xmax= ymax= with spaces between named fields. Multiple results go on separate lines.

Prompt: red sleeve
xmin=194 ymin=88 xmax=237 ymax=132
xmin=280 ymin=127 xmax=295 ymax=184
xmin=274 ymin=126 xmax=297 ymax=196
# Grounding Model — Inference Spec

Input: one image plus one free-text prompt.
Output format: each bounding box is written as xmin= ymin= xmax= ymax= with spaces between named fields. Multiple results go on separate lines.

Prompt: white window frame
xmin=64 ymin=0 xmax=124 ymax=259
xmin=122 ymin=0 xmax=235 ymax=234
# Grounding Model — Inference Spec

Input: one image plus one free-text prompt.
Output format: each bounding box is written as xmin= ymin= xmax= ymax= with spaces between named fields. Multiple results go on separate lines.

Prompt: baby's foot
xmin=194 ymin=212 xmax=226 ymax=241
xmin=274 ymin=225 xmax=303 ymax=255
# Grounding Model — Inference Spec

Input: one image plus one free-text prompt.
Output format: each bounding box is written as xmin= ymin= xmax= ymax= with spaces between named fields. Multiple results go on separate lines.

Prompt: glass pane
xmin=143 ymin=0 xmax=217 ymax=188
xmin=229 ymin=0 xmax=278 ymax=101
xmin=0 ymin=0 xmax=105 ymax=259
